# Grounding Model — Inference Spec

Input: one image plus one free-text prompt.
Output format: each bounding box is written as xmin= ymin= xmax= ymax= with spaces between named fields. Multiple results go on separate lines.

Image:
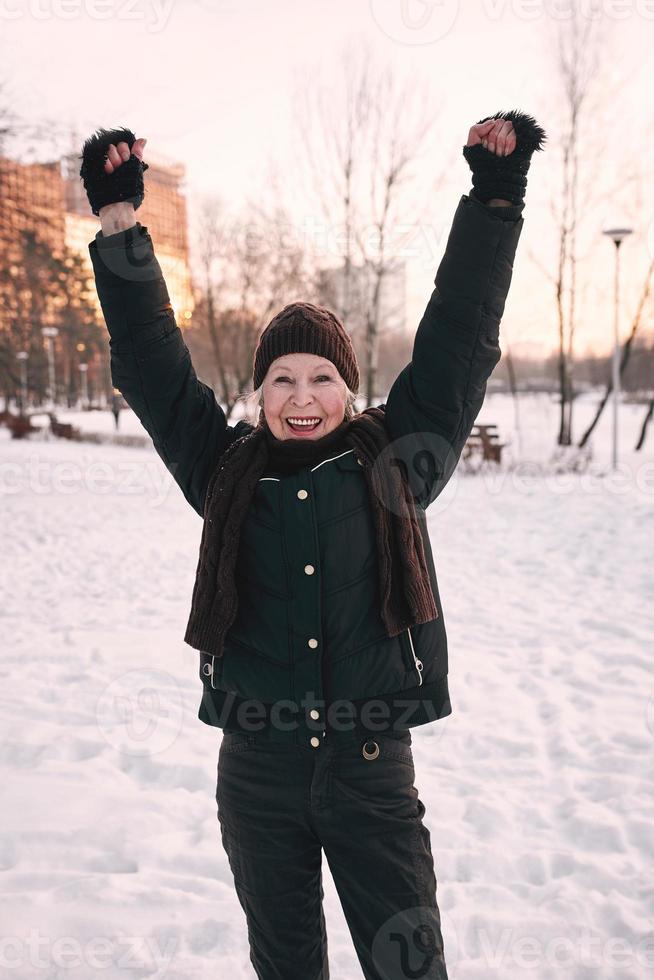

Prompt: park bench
xmin=462 ymin=423 xmax=506 ymax=467
xmin=48 ymin=413 xmax=81 ymax=441
xmin=5 ymin=413 xmax=41 ymax=439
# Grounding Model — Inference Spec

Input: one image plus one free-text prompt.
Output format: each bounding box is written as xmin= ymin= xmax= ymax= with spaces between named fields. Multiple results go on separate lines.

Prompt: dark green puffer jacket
xmin=89 ymin=190 xmax=524 ymax=747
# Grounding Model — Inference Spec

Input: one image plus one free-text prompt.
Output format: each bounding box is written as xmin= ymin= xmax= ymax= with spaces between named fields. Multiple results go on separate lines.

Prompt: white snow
xmin=1 ymin=392 xmax=653 ymax=979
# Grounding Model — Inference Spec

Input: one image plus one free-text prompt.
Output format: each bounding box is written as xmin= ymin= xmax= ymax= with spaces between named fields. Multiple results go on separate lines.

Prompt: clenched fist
xmin=79 ymin=127 xmax=149 ymax=217
xmin=102 ymin=135 xmax=148 ymax=173
xmin=466 ymin=118 xmax=517 ymax=156
xmin=462 ymin=109 xmax=547 ymax=207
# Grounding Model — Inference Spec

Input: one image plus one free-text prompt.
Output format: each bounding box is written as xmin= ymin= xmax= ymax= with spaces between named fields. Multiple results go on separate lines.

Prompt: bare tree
xmin=544 ymin=11 xmax=606 ymax=445
xmin=503 ymin=342 xmax=524 ymax=459
xmin=530 ymin=11 xmax=646 ymax=448
xmin=357 ymin=64 xmax=435 ymax=406
xmin=578 ymin=255 xmax=654 ymax=448
xmin=635 ymin=395 xmax=654 ymax=451
xmin=189 ymin=189 xmax=313 ymax=419
xmin=294 ymin=42 xmax=373 ymax=329
xmin=191 ymin=194 xmax=233 ymax=412
xmin=292 ymin=40 xmax=443 ymax=407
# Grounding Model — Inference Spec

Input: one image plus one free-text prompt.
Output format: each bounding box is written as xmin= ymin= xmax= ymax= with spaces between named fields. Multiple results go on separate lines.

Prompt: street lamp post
xmin=41 ymin=326 xmax=59 ymax=411
xmin=16 ymin=351 xmax=28 ymax=416
xmin=601 ymin=226 xmax=633 ymax=471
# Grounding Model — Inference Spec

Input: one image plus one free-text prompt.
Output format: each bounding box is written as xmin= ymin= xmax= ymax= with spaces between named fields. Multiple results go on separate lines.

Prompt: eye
xmin=273 ymin=374 xmax=333 ymax=383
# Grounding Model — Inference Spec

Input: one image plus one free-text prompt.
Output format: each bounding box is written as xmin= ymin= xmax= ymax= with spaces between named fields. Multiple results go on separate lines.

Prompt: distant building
xmin=0 ymin=158 xmax=67 ymax=335
xmin=0 ymin=149 xmax=194 ymax=337
xmin=61 ymin=147 xmax=194 ymax=323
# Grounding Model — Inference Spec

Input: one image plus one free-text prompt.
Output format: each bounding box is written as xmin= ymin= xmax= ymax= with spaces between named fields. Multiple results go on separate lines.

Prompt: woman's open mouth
xmin=286 ymin=417 xmax=322 ymax=435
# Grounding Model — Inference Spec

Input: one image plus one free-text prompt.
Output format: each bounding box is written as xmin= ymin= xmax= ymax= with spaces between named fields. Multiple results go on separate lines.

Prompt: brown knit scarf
xmin=183 ymin=406 xmax=438 ymax=658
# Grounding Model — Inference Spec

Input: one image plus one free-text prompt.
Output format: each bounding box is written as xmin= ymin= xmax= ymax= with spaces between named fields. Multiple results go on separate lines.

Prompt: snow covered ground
xmin=1 ymin=392 xmax=653 ymax=979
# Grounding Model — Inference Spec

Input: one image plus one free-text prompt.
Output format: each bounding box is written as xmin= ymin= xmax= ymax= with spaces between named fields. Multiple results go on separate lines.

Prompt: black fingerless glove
xmin=79 ymin=126 xmax=149 ymax=217
xmin=462 ymin=109 xmax=547 ymax=207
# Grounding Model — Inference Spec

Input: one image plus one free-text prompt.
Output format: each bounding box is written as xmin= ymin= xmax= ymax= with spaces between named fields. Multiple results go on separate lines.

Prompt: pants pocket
xmin=367 ymin=730 xmax=414 ymax=766
xmin=219 ymin=731 xmax=260 ymax=755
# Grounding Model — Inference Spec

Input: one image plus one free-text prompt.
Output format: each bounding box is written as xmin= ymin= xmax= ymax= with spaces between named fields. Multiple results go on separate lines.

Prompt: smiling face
xmin=261 ymin=352 xmax=349 ymax=440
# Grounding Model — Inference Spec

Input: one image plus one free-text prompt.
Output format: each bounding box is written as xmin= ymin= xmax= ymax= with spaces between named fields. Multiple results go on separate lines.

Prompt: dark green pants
xmin=216 ymin=727 xmax=448 ymax=979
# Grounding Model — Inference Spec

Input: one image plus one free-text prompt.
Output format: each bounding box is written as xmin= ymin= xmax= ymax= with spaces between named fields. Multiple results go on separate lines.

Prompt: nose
xmin=290 ymin=384 xmax=314 ymax=408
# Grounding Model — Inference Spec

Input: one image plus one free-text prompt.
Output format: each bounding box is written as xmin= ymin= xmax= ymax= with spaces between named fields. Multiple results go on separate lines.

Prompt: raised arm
xmin=81 ymin=129 xmax=249 ymax=517
xmin=383 ymin=110 xmax=546 ymax=509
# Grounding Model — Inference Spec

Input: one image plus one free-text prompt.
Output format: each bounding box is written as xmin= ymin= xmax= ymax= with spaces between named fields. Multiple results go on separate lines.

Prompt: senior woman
xmin=82 ymin=109 xmax=545 ymax=980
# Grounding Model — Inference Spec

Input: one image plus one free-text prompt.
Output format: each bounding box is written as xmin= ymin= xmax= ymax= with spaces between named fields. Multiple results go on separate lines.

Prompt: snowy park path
xmin=1 ymin=394 xmax=653 ymax=979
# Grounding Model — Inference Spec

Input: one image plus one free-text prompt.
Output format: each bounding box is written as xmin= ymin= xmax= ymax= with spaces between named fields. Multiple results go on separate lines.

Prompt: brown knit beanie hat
xmin=252 ymin=302 xmax=360 ymax=394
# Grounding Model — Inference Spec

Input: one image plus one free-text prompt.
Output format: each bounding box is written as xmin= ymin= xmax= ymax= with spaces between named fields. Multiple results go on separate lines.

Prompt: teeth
xmin=287 ymin=418 xmax=321 ymax=426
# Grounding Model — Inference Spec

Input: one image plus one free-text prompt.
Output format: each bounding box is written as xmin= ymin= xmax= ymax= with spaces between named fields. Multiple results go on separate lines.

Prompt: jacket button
xmin=304 ymin=564 xmax=315 ymax=575
xmin=308 ymin=638 xmax=318 ymax=649
xmin=310 ymin=736 xmax=320 ymax=748
xmin=297 ymin=489 xmax=308 ymax=500
xmin=310 ymin=709 xmax=319 ymax=720
xmin=356 ymin=456 xmax=364 ymax=466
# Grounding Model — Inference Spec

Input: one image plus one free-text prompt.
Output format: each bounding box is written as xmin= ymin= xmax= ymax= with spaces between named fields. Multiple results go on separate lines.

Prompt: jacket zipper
xmin=202 ymin=654 xmax=218 ymax=690
xmin=406 ymin=627 xmax=424 ymax=686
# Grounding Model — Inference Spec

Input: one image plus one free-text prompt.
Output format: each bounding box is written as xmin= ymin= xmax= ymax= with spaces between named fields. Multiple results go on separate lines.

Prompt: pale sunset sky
xmin=1 ymin=0 xmax=653 ymax=358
